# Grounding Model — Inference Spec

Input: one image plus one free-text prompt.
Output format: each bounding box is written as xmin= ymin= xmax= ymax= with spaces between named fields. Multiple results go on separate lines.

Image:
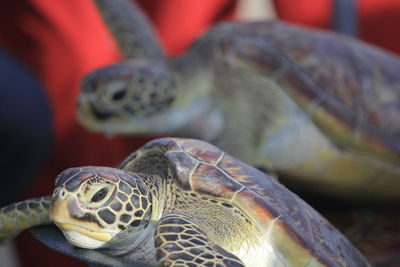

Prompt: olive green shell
xmin=213 ymin=21 xmax=400 ymax=161
xmin=120 ymin=138 xmax=370 ymax=266
xmin=199 ymin=21 xmax=400 ymax=199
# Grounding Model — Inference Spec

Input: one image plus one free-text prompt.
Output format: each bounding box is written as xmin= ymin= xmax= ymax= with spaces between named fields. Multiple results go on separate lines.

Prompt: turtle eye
xmin=112 ymin=89 xmax=127 ymax=102
xmin=91 ymin=187 xmax=109 ymax=203
xmin=99 ymin=80 xmax=130 ymax=105
xmin=80 ymin=182 xmax=116 ymax=209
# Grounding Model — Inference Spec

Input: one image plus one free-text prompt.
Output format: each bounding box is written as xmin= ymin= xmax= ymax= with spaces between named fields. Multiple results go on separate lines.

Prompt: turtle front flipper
xmin=155 ymin=212 xmax=245 ymax=267
xmin=93 ymin=0 xmax=163 ymax=59
xmin=0 ymin=196 xmax=51 ymax=241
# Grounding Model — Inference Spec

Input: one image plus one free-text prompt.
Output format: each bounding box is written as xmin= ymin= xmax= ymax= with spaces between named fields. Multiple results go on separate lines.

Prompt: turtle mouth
xmin=50 ymin=196 xmax=118 ymax=248
xmin=54 ymin=221 xmax=113 ymax=249
xmin=54 ymin=221 xmax=113 ymax=243
xmin=76 ymin=100 xmax=136 ymax=135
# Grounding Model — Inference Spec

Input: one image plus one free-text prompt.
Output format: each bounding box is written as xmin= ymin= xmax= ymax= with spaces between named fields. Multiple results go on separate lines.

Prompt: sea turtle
xmin=77 ymin=0 xmax=400 ymax=200
xmin=0 ymin=138 xmax=370 ymax=266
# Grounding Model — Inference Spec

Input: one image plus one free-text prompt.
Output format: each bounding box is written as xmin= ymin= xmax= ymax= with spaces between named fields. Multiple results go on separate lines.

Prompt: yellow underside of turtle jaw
xmin=76 ymin=104 xmax=130 ymax=135
xmin=54 ymin=221 xmax=112 ymax=249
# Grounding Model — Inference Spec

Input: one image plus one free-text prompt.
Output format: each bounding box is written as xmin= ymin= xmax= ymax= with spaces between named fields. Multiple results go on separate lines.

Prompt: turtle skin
xmin=0 ymin=138 xmax=371 ymax=266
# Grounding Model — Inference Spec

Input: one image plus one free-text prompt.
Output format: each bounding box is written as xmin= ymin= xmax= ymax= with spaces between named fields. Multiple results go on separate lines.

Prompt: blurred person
xmin=0 ymin=46 xmax=52 ymax=208
xmin=0 ymin=0 xmax=236 ymax=266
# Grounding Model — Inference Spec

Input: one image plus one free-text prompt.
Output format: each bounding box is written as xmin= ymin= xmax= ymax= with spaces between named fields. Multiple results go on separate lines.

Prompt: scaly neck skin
xmin=164 ymin=44 xmax=224 ymax=142
xmin=104 ymin=174 xmax=170 ymax=263
xmin=168 ymin=32 xmax=215 ymax=82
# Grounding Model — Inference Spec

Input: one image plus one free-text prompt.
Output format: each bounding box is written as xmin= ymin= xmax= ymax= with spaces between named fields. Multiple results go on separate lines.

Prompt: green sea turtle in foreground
xmin=78 ymin=0 xmax=400 ymax=200
xmin=0 ymin=138 xmax=370 ymax=266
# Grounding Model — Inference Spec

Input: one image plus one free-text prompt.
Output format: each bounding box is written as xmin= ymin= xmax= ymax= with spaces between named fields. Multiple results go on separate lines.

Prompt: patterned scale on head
xmin=78 ymin=60 xmax=178 ymax=135
xmin=50 ymin=167 xmax=153 ymax=250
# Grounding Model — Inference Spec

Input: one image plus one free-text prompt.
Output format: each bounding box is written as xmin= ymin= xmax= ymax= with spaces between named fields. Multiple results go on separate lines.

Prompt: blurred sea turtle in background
xmin=0 ymin=138 xmax=371 ymax=266
xmin=77 ymin=0 xmax=400 ymax=201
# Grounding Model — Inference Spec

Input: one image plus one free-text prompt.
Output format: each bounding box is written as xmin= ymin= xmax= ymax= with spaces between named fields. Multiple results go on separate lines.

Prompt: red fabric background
xmin=274 ymin=0 xmax=400 ymax=54
xmin=0 ymin=0 xmax=235 ymax=266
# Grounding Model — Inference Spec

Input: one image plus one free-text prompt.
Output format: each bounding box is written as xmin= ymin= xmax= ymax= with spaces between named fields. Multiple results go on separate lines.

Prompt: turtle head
xmin=78 ymin=59 xmax=214 ymax=136
xmin=50 ymin=167 xmax=152 ymax=250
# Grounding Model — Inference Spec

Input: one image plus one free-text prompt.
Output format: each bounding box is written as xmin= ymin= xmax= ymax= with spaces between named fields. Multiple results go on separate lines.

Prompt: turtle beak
xmin=50 ymin=195 xmax=92 ymax=232
xmin=50 ymin=193 xmax=102 ymax=232
xmin=76 ymin=97 xmax=98 ymax=129
xmin=50 ymin=193 xmax=114 ymax=247
xmin=50 ymin=189 xmax=70 ymax=221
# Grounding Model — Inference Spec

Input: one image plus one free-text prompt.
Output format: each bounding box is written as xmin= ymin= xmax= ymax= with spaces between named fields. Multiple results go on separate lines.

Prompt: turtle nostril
xmin=52 ymin=188 xmax=59 ymax=198
xmin=53 ymin=188 xmax=66 ymax=200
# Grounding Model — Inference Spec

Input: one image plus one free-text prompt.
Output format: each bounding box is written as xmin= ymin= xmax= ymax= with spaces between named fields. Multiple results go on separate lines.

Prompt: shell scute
xmin=191 ymin=163 xmax=244 ymax=199
xmin=217 ymin=153 xmax=276 ymax=191
xmin=144 ymin=137 xmax=182 ymax=153
xmin=233 ymin=187 xmax=277 ymax=223
xmin=221 ymin=156 xmax=314 ymax=240
xmin=166 ymin=151 xmax=198 ymax=190
xmin=224 ymin=38 xmax=285 ymax=76
xmin=178 ymin=139 xmax=223 ymax=165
